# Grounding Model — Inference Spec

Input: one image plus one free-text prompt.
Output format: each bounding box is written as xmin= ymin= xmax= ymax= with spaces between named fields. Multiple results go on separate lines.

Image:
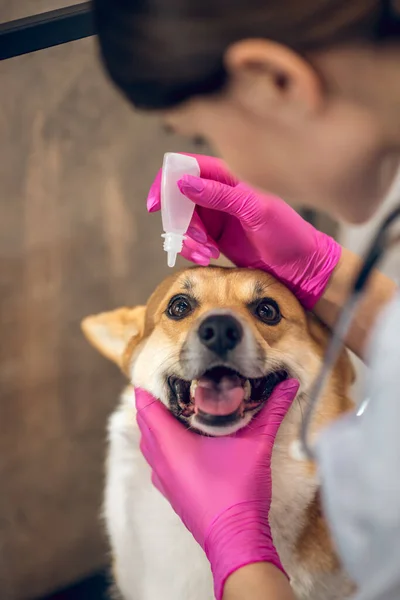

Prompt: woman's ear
xmin=224 ymin=39 xmax=323 ymax=118
xmin=81 ymin=306 xmax=146 ymax=369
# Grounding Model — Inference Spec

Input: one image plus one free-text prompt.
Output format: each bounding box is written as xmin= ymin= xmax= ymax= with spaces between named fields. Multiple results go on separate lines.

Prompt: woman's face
xmin=163 ymin=43 xmax=400 ymax=224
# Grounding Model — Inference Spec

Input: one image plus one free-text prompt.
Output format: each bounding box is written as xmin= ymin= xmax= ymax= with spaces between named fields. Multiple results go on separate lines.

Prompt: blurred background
xmin=1 ymin=2 xmax=399 ymax=600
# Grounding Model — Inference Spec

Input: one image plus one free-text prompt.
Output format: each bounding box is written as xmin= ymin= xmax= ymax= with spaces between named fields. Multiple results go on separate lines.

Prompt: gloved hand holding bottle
xmin=147 ymin=153 xmax=341 ymax=309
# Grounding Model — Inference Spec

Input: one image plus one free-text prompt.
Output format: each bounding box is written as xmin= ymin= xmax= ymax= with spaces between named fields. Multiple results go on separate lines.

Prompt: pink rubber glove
xmin=147 ymin=154 xmax=341 ymax=309
xmin=136 ymin=379 xmax=299 ymax=600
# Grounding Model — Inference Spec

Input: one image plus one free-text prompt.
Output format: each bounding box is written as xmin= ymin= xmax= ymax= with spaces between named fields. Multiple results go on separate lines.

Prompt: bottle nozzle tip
xmin=162 ymin=232 xmax=183 ymax=268
xmin=167 ymin=251 xmax=177 ymax=268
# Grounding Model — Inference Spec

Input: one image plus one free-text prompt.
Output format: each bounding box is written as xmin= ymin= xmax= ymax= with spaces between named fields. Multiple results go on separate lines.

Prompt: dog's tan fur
xmin=82 ymin=266 xmax=355 ymax=600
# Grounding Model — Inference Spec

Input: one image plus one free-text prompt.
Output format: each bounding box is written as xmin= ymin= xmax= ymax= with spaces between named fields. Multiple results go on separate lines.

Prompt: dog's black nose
xmin=198 ymin=315 xmax=243 ymax=355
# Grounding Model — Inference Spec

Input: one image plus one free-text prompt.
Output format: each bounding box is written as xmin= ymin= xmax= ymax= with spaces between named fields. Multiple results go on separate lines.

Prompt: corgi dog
xmin=82 ymin=266 xmax=355 ymax=600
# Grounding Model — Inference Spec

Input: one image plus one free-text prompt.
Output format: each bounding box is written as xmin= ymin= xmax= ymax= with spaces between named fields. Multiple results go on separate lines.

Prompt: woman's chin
xmin=333 ymin=186 xmax=393 ymax=225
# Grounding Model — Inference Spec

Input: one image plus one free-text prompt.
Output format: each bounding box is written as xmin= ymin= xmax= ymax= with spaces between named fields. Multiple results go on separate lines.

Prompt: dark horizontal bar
xmin=0 ymin=3 xmax=95 ymax=61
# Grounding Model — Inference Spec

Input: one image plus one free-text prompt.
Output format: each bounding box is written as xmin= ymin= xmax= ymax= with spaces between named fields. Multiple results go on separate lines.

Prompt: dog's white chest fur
xmin=105 ymin=387 xmax=214 ymax=600
xmin=105 ymin=387 xmax=350 ymax=600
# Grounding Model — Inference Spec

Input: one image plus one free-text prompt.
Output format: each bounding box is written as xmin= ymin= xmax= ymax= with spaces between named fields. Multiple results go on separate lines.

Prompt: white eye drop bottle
xmin=161 ymin=152 xmax=200 ymax=268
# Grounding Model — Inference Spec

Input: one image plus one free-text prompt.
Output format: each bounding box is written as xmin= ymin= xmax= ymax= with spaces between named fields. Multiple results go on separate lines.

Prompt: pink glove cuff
xmin=294 ymin=234 xmax=342 ymax=310
xmin=204 ymin=503 xmax=288 ymax=600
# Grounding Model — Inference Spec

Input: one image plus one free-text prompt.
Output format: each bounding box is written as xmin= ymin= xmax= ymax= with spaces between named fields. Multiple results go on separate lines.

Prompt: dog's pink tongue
xmin=194 ymin=376 xmax=245 ymax=416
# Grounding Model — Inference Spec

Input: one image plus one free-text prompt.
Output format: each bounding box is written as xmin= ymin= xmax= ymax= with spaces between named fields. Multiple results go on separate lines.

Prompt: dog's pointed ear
xmin=81 ymin=306 xmax=146 ymax=368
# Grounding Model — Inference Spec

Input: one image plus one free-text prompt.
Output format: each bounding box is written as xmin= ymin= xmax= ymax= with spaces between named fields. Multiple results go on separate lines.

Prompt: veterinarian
xmin=93 ymin=1 xmax=400 ymax=598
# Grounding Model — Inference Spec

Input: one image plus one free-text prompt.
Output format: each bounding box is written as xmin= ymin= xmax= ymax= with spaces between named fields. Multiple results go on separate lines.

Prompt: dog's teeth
xmin=244 ymin=379 xmax=251 ymax=400
xmin=190 ymin=380 xmax=198 ymax=399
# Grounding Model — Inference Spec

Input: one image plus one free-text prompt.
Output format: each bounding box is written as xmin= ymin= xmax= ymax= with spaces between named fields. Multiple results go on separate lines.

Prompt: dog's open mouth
xmin=168 ymin=366 xmax=288 ymax=427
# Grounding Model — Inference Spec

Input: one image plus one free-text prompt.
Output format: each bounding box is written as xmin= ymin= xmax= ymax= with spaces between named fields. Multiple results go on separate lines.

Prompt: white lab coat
xmin=316 ymin=295 xmax=400 ymax=599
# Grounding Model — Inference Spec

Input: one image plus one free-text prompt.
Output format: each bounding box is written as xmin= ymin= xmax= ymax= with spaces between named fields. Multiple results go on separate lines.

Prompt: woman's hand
xmin=147 ymin=154 xmax=340 ymax=309
xmin=135 ymin=379 xmax=299 ymax=600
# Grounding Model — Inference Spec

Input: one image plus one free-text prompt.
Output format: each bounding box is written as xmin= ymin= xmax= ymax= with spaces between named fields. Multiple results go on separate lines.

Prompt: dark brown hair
xmin=93 ymin=0 xmax=400 ymax=110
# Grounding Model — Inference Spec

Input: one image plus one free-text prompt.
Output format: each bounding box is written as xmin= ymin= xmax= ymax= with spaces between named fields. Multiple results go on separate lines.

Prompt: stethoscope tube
xmin=299 ymin=204 xmax=400 ymax=461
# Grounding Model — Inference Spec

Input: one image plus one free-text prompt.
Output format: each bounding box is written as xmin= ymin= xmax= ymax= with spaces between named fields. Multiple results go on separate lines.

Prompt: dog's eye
xmin=167 ymin=295 xmax=193 ymax=320
xmin=254 ymin=299 xmax=281 ymax=325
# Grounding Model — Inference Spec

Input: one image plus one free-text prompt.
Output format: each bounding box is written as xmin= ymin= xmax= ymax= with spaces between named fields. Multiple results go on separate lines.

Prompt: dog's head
xmin=82 ymin=267 xmax=353 ymax=436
